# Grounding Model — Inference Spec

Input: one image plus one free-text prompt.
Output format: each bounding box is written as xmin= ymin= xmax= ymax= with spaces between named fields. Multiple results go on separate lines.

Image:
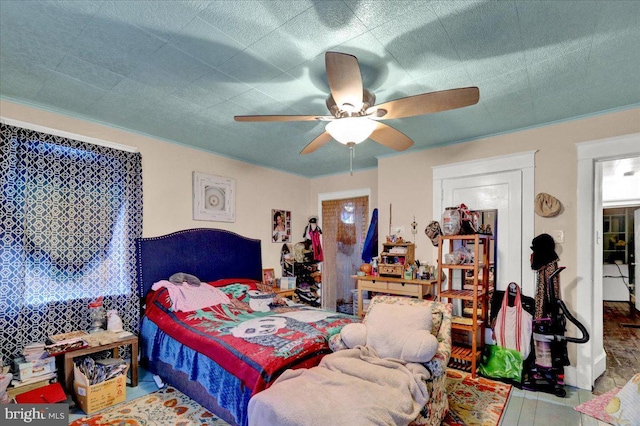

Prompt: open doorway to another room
xmin=320 ymin=195 xmax=369 ymax=312
xmin=594 ymin=157 xmax=640 ymax=395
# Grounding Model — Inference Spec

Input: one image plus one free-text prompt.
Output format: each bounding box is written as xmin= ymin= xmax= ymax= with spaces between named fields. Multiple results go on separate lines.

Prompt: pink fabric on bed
xmin=151 ymin=280 xmax=231 ymax=312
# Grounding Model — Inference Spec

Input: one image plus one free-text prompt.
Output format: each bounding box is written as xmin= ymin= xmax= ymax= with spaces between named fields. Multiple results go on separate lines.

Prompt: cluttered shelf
xmin=437 ymin=234 xmax=491 ymax=378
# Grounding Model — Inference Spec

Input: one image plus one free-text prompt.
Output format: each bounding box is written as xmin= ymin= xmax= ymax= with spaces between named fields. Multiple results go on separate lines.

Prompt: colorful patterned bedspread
xmin=144 ymin=281 xmax=358 ymax=395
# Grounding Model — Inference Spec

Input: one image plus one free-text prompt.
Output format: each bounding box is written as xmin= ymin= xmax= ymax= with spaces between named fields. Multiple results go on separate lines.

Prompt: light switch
xmin=552 ymin=230 xmax=564 ymax=244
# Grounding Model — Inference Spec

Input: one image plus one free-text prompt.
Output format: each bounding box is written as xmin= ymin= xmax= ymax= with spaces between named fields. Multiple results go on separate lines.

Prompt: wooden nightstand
xmin=63 ymin=334 xmax=138 ymax=393
xmin=274 ymin=288 xmax=296 ymax=298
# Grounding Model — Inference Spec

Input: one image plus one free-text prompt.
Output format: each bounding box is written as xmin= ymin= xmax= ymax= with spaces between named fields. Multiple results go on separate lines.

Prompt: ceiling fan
xmin=235 ymin=51 xmax=479 ymax=156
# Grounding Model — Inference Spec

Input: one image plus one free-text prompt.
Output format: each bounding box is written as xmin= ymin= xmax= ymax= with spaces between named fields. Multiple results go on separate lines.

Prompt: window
xmin=0 ymin=123 xmax=142 ymax=361
xmin=603 ymin=207 xmax=637 ymax=265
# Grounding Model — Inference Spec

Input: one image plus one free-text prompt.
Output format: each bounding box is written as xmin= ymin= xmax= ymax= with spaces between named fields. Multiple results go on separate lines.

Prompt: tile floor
xmin=68 ymin=301 xmax=640 ymax=425
xmin=500 ymin=301 xmax=640 ymax=425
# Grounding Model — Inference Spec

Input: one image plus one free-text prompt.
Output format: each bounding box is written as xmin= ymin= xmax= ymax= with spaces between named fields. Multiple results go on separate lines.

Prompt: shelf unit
xmin=436 ymin=234 xmax=490 ymax=378
xmin=379 ymin=242 xmax=415 ymax=277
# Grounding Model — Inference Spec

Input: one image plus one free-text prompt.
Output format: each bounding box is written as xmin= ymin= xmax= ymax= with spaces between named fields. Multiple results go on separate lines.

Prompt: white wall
xmin=603 ymin=170 xmax=640 ymax=206
xmin=603 ymin=264 xmax=630 ymax=301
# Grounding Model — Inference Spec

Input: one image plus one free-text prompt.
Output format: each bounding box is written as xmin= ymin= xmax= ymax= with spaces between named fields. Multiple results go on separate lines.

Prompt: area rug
xmin=70 ymin=371 xmax=511 ymax=426
xmin=69 ymin=386 xmax=228 ymax=426
xmin=443 ymin=369 xmax=512 ymax=426
xmin=573 ymin=387 xmax=621 ymax=425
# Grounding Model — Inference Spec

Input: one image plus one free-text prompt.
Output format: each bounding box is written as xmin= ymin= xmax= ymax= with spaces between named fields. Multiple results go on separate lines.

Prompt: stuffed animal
xmin=169 ymin=272 xmax=201 ymax=287
xmin=339 ymin=303 xmax=438 ymax=363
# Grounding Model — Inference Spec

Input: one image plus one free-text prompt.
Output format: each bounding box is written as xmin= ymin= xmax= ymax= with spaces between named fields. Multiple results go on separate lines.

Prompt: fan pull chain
xmin=348 ymin=142 xmax=355 ymax=176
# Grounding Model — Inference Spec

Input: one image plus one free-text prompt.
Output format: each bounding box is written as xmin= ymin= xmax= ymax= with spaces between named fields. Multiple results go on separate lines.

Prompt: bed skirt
xmin=141 ymin=317 xmax=250 ymax=426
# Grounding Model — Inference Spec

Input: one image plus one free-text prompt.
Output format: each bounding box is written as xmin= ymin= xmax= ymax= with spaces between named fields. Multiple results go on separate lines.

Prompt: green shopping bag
xmin=478 ymin=344 xmax=524 ymax=381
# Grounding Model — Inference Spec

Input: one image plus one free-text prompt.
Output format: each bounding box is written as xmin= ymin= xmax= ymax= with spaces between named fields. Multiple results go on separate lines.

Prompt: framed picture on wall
xmin=262 ymin=268 xmax=275 ymax=288
xmin=272 ymin=209 xmax=291 ymax=243
xmin=193 ymin=172 xmax=236 ymax=222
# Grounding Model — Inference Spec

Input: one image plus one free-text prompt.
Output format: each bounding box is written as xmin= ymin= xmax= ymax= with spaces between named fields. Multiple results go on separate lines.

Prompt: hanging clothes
xmin=309 ymin=227 xmax=323 ymax=262
xmin=361 ymin=208 xmax=378 ymax=263
xmin=303 ymin=217 xmax=323 ymax=262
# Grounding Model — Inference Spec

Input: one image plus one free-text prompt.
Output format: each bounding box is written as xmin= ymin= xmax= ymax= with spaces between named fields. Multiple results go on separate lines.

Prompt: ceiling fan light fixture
xmin=326 ymin=117 xmax=377 ymax=145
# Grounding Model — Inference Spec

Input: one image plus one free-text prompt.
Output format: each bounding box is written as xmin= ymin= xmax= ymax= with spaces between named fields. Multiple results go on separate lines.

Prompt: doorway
xmin=593 ymin=158 xmax=640 ymax=394
xmin=318 ymin=189 xmax=371 ymax=311
xmin=576 ymin=132 xmax=640 ymax=390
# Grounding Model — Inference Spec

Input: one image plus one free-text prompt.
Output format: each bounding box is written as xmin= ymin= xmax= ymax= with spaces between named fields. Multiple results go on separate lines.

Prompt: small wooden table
xmin=354 ymin=275 xmax=437 ymax=318
xmin=274 ymin=288 xmax=296 ymax=298
xmin=63 ymin=335 xmax=138 ymax=393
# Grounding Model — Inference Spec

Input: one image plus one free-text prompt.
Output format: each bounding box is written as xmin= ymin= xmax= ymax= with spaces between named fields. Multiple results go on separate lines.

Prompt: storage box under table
xmin=73 ymin=364 xmax=128 ymax=414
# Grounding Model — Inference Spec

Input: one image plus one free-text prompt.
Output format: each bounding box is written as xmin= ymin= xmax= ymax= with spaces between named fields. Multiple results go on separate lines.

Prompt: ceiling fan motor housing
xmin=326 ymin=89 xmax=376 ymax=118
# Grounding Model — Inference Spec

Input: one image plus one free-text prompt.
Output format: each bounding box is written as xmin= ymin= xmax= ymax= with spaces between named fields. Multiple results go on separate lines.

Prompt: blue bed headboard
xmin=136 ymin=228 xmax=263 ymax=297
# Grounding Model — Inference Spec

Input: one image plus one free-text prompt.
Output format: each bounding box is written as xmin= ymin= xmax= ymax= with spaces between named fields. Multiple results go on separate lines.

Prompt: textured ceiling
xmin=1 ymin=1 xmax=639 ymax=178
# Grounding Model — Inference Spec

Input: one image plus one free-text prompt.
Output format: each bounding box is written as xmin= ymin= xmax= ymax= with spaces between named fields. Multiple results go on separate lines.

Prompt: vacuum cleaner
xmin=523 ymin=266 xmax=589 ymax=397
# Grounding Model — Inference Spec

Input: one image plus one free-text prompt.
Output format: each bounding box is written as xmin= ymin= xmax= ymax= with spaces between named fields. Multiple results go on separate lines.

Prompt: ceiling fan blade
xmin=369 ymin=122 xmax=414 ymax=151
xmin=235 ymin=115 xmax=331 ymax=122
xmin=300 ymin=131 xmax=333 ymax=155
xmin=374 ymin=87 xmax=480 ymax=120
xmin=325 ymin=52 xmax=363 ymax=111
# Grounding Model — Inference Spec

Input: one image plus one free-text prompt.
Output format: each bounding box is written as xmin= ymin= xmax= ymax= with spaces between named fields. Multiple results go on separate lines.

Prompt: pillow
xmin=151 ymin=280 xmax=230 ymax=312
xmin=169 ymin=272 xmax=201 ymax=287
xmin=400 ymin=330 xmax=438 ymax=363
xmin=364 ymin=303 xmax=437 ymax=363
xmin=340 ymin=323 xmax=367 ymax=348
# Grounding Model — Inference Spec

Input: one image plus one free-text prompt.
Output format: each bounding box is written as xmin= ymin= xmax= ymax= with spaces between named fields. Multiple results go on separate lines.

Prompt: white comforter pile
xmin=247 ymin=345 xmax=431 ymax=426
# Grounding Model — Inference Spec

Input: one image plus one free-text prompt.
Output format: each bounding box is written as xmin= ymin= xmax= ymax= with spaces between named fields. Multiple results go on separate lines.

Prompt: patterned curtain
xmin=0 ymin=123 xmax=142 ymax=361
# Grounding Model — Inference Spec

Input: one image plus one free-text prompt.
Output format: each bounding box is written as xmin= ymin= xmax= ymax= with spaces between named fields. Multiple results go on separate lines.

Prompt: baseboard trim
xmin=564 ymin=366 xmax=577 ymax=388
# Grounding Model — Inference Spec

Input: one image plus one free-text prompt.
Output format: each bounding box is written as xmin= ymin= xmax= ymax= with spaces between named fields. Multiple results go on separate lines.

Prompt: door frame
xmin=318 ymin=188 xmax=372 ymax=310
xmin=576 ymin=132 xmax=640 ymax=390
xmin=433 ymin=150 xmax=536 ymax=292
xmin=442 ymin=170 xmax=522 ymax=293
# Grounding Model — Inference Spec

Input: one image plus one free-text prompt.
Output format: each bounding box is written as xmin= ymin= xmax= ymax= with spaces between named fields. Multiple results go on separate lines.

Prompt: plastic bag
xmin=478 ymin=344 xmax=524 ymax=381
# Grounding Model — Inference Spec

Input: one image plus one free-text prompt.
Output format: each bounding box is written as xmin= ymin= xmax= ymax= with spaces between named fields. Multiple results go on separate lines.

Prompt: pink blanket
xmin=151 ymin=280 xmax=231 ymax=312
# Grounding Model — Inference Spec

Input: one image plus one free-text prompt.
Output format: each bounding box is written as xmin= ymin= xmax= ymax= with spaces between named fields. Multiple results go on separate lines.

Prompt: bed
xmin=136 ymin=228 xmax=358 ymax=426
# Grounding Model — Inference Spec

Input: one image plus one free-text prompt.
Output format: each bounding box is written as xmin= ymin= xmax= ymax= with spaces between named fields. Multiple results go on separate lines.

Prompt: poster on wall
xmin=272 ymin=209 xmax=291 ymax=243
xmin=193 ymin=172 xmax=236 ymax=222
